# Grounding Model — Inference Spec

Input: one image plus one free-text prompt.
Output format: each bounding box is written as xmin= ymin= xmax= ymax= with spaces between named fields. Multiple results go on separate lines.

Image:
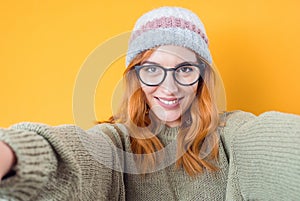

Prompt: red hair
xmin=100 ymin=49 xmax=220 ymax=176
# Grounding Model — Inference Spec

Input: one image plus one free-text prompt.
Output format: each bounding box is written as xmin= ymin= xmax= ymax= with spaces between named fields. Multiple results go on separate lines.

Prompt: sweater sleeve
xmin=223 ymin=111 xmax=300 ymax=201
xmin=0 ymin=122 xmax=125 ymax=201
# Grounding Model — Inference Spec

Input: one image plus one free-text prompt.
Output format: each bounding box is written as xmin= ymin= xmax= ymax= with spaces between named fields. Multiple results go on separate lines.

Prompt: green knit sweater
xmin=0 ymin=111 xmax=299 ymax=201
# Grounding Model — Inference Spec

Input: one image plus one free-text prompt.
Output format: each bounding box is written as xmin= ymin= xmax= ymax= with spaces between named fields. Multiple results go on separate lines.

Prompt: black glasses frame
xmin=134 ymin=62 xmax=205 ymax=86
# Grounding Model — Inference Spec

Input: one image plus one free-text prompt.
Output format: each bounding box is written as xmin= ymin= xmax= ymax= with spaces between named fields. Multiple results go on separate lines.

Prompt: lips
xmin=158 ymin=98 xmax=177 ymax=105
xmin=155 ymin=97 xmax=182 ymax=109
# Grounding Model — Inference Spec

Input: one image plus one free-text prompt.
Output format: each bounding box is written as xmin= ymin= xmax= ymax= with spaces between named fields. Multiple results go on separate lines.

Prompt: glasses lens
xmin=138 ymin=65 xmax=165 ymax=85
xmin=175 ymin=65 xmax=201 ymax=85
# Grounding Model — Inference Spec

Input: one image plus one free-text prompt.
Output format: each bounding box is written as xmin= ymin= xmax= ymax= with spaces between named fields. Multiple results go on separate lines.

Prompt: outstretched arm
xmin=222 ymin=111 xmax=300 ymax=201
xmin=0 ymin=123 xmax=125 ymax=201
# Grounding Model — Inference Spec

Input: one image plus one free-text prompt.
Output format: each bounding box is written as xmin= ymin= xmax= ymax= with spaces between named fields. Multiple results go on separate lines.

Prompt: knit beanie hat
xmin=126 ymin=6 xmax=212 ymax=67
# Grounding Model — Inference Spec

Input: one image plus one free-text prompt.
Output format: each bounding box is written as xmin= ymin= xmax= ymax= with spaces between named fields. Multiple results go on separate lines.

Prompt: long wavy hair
xmin=101 ymin=48 xmax=220 ymax=176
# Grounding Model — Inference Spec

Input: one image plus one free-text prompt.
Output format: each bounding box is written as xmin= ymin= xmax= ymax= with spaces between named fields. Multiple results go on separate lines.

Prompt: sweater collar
xmin=155 ymin=125 xmax=179 ymax=145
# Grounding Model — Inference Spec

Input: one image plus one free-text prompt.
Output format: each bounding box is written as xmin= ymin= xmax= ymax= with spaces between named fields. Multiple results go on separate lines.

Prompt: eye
xmin=142 ymin=65 xmax=160 ymax=73
xmin=177 ymin=66 xmax=194 ymax=73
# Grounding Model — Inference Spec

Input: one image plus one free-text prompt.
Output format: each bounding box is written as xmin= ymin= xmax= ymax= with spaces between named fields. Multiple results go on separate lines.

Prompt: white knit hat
xmin=126 ymin=6 xmax=212 ymax=67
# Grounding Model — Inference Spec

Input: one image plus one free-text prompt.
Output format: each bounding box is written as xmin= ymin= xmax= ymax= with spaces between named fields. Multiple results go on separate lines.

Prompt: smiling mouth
xmin=155 ymin=97 xmax=182 ymax=106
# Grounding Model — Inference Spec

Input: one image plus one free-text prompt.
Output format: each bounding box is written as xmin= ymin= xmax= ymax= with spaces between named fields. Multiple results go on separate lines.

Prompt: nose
xmin=160 ymin=71 xmax=179 ymax=93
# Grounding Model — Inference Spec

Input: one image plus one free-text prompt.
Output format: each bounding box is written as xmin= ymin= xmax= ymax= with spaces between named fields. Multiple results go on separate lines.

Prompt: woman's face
xmin=139 ymin=45 xmax=199 ymax=127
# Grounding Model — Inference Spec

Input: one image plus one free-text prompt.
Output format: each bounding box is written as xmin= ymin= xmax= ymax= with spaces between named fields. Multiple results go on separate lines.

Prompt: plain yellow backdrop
xmin=1 ymin=1 xmax=300 ymax=128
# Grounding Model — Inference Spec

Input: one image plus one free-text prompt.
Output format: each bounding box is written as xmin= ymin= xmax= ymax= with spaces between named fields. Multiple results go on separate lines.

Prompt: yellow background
xmin=1 ymin=1 xmax=300 ymax=128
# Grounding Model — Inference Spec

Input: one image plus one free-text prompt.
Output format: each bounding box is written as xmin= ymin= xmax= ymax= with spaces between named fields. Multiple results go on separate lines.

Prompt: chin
xmin=154 ymin=111 xmax=181 ymax=125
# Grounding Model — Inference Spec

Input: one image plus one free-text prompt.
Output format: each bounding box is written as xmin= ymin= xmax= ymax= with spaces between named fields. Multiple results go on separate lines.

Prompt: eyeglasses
xmin=134 ymin=62 xmax=205 ymax=86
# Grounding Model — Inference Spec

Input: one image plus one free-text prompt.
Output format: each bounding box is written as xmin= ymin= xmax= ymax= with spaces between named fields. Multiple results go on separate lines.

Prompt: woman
xmin=0 ymin=6 xmax=299 ymax=201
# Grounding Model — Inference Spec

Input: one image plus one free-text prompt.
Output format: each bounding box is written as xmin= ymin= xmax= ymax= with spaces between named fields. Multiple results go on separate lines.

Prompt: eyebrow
xmin=141 ymin=61 xmax=160 ymax=65
xmin=141 ymin=60 xmax=199 ymax=66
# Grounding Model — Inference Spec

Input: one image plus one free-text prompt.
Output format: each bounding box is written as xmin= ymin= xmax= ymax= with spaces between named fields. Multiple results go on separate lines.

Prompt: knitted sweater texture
xmin=0 ymin=111 xmax=299 ymax=201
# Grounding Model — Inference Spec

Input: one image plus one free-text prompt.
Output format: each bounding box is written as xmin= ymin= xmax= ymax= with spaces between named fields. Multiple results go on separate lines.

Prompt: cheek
xmin=141 ymin=85 xmax=157 ymax=101
xmin=181 ymin=84 xmax=198 ymax=106
xmin=192 ymin=84 xmax=198 ymax=94
xmin=181 ymin=84 xmax=198 ymax=96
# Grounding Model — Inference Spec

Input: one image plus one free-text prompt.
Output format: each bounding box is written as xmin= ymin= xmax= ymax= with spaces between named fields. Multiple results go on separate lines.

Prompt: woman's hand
xmin=0 ymin=141 xmax=16 ymax=180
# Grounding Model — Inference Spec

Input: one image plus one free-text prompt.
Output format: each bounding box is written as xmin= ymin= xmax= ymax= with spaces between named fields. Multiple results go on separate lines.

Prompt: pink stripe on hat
xmin=130 ymin=16 xmax=209 ymax=45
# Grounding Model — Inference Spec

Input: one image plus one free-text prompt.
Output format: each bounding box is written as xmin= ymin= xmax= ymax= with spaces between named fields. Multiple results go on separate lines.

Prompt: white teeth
xmin=158 ymin=98 xmax=178 ymax=105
